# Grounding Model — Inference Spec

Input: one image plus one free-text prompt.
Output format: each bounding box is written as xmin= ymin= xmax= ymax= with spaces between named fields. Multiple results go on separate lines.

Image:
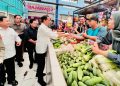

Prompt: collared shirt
xmin=25 ymin=26 xmax=38 ymax=41
xmin=77 ymin=24 xmax=87 ymax=33
xmin=36 ymin=23 xmax=58 ymax=54
xmin=0 ymin=39 xmax=5 ymax=63
xmin=11 ymin=23 xmax=26 ymax=35
xmin=25 ymin=26 xmax=38 ymax=46
xmin=0 ymin=27 xmax=21 ymax=59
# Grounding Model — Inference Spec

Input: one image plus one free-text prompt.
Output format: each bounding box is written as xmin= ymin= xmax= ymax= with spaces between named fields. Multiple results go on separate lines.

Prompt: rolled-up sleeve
xmin=41 ymin=27 xmax=58 ymax=39
xmin=13 ymin=29 xmax=21 ymax=42
xmin=96 ymin=31 xmax=112 ymax=45
xmin=97 ymin=27 xmax=107 ymax=38
xmin=108 ymin=52 xmax=120 ymax=64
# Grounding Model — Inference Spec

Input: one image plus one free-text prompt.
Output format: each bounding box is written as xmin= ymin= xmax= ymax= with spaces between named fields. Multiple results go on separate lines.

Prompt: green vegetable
xmin=84 ymin=63 xmax=90 ymax=70
xmin=101 ymin=80 xmax=110 ymax=86
xmin=72 ymin=63 xmax=81 ymax=68
xmin=78 ymin=81 xmax=87 ymax=86
xmin=77 ymin=67 xmax=83 ymax=80
xmin=72 ymin=71 xmax=77 ymax=81
xmin=67 ymin=71 xmax=73 ymax=85
xmin=71 ymin=80 xmax=78 ymax=86
xmin=66 ymin=68 xmax=76 ymax=72
xmin=93 ymin=67 xmax=97 ymax=76
xmin=82 ymin=76 xmax=91 ymax=82
xmin=95 ymin=84 xmax=106 ymax=86
xmin=63 ymin=70 xmax=68 ymax=80
xmin=85 ymin=77 xmax=102 ymax=86
xmin=83 ymin=70 xmax=90 ymax=76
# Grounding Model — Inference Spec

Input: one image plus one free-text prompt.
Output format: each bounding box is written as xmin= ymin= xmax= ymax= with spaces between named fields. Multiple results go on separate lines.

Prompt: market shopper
xmin=11 ymin=15 xmax=26 ymax=67
xmin=0 ymin=16 xmax=21 ymax=86
xmin=25 ymin=19 xmax=38 ymax=69
xmin=36 ymin=15 xmax=67 ymax=86
xmin=0 ymin=35 xmax=5 ymax=86
xmin=92 ymin=12 xmax=120 ymax=65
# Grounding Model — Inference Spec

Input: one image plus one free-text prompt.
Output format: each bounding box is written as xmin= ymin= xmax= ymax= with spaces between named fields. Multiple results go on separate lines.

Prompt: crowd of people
xmin=0 ymin=14 xmax=68 ymax=86
xmin=0 ymin=11 xmax=120 ymax=86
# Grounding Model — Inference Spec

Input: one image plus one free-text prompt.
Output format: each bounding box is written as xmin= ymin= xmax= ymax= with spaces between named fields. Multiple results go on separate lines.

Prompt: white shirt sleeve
xmin=40 ymin=26 xmax=58 ymax=39
xmin=12 ymin=29 xmax=21 ymax=42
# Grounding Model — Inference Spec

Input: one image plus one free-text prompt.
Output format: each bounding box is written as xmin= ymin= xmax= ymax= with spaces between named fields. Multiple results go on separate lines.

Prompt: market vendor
xmin=71 ymin=14 xmax=107 ymax=41
xmin=92 ymin=12 xmax=120 ymax=64
xmin=0 ymin=35 xmax=5 ymax=86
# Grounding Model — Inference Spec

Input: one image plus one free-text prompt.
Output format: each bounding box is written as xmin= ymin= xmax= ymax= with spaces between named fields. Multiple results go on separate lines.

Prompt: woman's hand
xmin=92 ymin=42 xmax=108 ymax=57
xmin=92 ymin=42 xmax=101 ymax=54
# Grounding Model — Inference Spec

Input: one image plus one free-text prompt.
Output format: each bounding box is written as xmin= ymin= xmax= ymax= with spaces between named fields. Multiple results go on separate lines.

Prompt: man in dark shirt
xmin=25 ymin=19 xmax=38 ymax=69
xmin=77 ymin=16 xmax=88 ymax=33
xmin=50 ymin=20 xmax=56 ymax=30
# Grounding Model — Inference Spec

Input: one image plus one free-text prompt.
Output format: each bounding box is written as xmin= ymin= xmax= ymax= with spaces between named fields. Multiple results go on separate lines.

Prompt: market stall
xmin=46 ymin=36 xmax=120 ymax=86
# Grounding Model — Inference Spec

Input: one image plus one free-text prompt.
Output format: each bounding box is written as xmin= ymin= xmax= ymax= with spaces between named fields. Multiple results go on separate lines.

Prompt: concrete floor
xmin=4 ymin=53 xmax=52 ymax=86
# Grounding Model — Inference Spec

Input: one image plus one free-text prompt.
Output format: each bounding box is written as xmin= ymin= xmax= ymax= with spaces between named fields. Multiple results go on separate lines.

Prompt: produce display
xmin=53 ymin=38 xmax=120 ymax=86
xmin=52 ymin=37 xmax=77 ymax=49
xmin=56 ymin=42 xmax=110 ymax=86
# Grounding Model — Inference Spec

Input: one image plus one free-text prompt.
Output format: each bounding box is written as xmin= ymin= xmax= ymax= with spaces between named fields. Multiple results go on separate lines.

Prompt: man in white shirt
xmin=0 ymin=35 xmax=5 ymax=86
xmin=36 ymin=15 xmax=66 ymax=86
xmin=0 ymin=16 xmax=21 ymax=86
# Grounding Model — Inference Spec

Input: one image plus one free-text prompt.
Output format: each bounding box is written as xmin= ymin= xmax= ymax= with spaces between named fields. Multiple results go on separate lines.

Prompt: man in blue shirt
xmin=82 ymin=14 xmax=107 ymax=41
xmin=71 ymin=14 xmax=107 ymax=41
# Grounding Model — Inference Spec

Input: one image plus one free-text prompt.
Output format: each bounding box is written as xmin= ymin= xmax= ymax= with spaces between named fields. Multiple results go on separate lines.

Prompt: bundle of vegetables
xmin=52 ymin=38 xmax=63 ymax=49
xmin=90 ymin=55 xmax=120 ymax=86
xmin=57 ymin=43 xmax=110 ymax=86
xmin=103 ymin=70 xmax=120 ymax=86
xmin=93 ymin=55 xmax=120 ymax=72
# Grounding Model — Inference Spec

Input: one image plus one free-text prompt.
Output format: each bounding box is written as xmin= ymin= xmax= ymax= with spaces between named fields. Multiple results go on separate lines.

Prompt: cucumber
xmin=66 ymin=68 xmax=76 ymax=72
xmin=84 ymin=63 xmax=90 ymax=70
xmin=67 ymin=71 xmax=73 ymax=85
xmin=78 ymin=81 xmax=87 ymax=86
xmin=85 ymin=77 xmax=102 ymax=86
xmin=77 ymin=67 xmax=83 ymax=80
xmin=96 ymin=84 xmax=106 ymax=86
xmin=80 ymin=65 xmax=84 ymax=69
xmin=71 ymin=80 xmax=78 ymax=86
xmin=83 ymin=70 xmax=90 ymax=76
xmin=72 ymin=71 xmax=78 ymax=81
xmin=96 ymin=69 xmax=102 ymax=77
xmin=93 ymin=67 xmax=97 ymax=76
xmin=72 ymin=63 xmax=81 ymax=68
xmin=82 ymin=76 xmax=91 ymax=82
xmin=90 ymin=72 xmax=94 ymax=78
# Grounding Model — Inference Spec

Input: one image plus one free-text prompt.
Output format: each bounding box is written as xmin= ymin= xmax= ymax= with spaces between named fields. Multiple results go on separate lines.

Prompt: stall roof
xmin=74 ymin=0 xmax=117 ymax=15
